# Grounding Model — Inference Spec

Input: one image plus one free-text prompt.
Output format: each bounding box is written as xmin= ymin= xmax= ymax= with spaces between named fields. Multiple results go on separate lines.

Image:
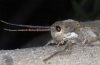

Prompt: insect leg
xmin=81 ymin=38 xmax=87 ymax=46
xmin=43 ymin=41 xmax=72 ymax=63
xmin=44 ymin=39 xmax=55 ymax=46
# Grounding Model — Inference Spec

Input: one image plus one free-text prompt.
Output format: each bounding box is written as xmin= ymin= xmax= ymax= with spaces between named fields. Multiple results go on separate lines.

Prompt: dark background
xmin=0 ymin=0 xmax=100 ymax=50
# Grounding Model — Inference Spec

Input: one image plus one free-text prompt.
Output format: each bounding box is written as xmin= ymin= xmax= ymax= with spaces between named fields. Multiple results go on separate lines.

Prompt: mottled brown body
xmin=50 ymin=19 xmax=100 ymax=45
xmin=1 ymin=19 xmax=100 ymax=63
xmin=80 ymin=21 xmax=100 ymax=34
xmin=50 ymin=19 xmax=80 ymax=45
xmin=43 ymin=19 xmax=100 ymax=63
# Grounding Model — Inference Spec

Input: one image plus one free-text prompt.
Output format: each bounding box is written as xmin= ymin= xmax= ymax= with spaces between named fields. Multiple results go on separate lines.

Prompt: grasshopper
xmin=1 ymin=19 xmax=100 ymax=63
xmin=43 ymin=19 xmax=100 ymax=63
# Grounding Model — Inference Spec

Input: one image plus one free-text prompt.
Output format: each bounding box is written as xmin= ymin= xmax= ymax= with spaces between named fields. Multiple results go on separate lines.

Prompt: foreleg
xmin=44 ymin=39 xmax=55 ymax=46
xmin=43 ymin=41 xmax=73 ymax=63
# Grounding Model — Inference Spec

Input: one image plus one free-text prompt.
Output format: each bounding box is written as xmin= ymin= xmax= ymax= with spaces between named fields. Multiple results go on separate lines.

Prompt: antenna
xmin=4 ymin=28 xmax=50 ymax=32
xmin=1 ymin=20 xmax=50 ymax=32
xmin=1 ymin=20 xmax=50 ymax=29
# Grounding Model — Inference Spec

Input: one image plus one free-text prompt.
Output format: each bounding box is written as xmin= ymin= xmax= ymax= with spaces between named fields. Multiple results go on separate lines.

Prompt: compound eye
xmin=56 ymin=26 xmax=61 ymax=32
